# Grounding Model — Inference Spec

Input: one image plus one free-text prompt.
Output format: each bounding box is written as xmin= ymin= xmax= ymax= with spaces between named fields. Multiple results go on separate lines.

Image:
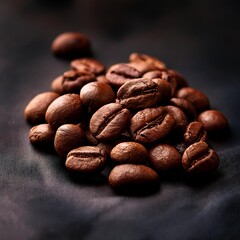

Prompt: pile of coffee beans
xmin=24 ymin=33 xmax=229 ymax=195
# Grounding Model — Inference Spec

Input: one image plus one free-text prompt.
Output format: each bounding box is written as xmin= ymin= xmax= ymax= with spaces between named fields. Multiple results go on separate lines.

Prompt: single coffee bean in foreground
xmin=51 ymin=32 xmax=91 ymax=59
xmin=45 ymin=93 xmax=83 ymax=130
xmin=108 ymin=164 xmax=159 ymax=193
xmin=182 ymin=141 xmax=219 ymax=174
xmin=66 ymin=146 xmax=107 ymax=173
xmin=198 ymin=110 xmax=229 ymax=134
xmin=149 ymin=144 xmax=182 ymax=172
xmin=110 ymin=141 xmax=149 ymax=164
xmin=130 ymin=106 xmax=175 ymax=144
xmin=90 ymin=103 xmax=131 ymax=141
xmin=54 ymin=124 xmax=86 ymax=158
xmin=29 ymin=124 xmax=55 ymax=149
xmin=24 ymin=92 xmax=60 ymax=125
xmin=117 ymin=78 xmax=171 ymax=110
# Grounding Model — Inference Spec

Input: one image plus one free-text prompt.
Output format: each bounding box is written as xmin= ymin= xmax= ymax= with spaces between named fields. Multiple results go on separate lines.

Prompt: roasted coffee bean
xmin=106 ymin=63 xmax=141 ymax=88
xmin=130 ymin=106 xmax=175 ymax=144
xmin=96 ymin=75 xmax=110 ymax=84
xmin=110 ymin=142 xmax=149 ymax=164
xmin=62 ymin=69 xmax=95 ymax=93
xmin=66 ymin=146 xmax=107 ymax=173
xmin=167 ymin=69 xmax=188 ymax=89
xmin=182 ymin=142 xmax=219 ymax=174
xmin=143 ymin=70 xmax=177 ymax=96
xmin=129 ymin=53 xmax=166 ymax=70
xmin=90 ymin=103 xmax=131 ymax=141
xmin=184 ymin=121 xmax=207 ymax=146
xmin=117 ymin=78 xmax=171 ymax=110
xmin=24 ymin=92 xmax=60 ymax=125
xmin=176 ymin=87 xmax=210 ymax=112
xmin=164 ymin=106 xmax=187 ymax=132
xmin=85 ymin=127 xmax=100 ymax=146
xmin=45 ymin=94 xmax=83 ymax=130
xmin=29 ymin=124 xmax=55 ymax=149
xmin=198 ymin=110 xmax=229 ymax=133
xmin=108 ymin=164 xmax=159 ymax=193
xmin=149 ymin=144 xmax=182 ymax=172
xmin=54 ymin=124 xmax=86 ymax=158
xmin=51 ymin=76 xmax=65 ymax=95
xmin=128 ymin=61 xmax=158 ymax=75
xmin=71 ymin=58 xmax=105 ymax=76
xmin=51 ymin=32 xmax=91 ymax=59
xmin=169 ymin=98 xmax=196 ymax=121
xmin=80 ymin=82 xmax=115 ymax=113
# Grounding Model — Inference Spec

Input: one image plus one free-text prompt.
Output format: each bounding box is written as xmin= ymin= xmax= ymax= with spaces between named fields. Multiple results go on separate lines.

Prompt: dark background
xmin=0 ymin=0 xmax=240 ymax=239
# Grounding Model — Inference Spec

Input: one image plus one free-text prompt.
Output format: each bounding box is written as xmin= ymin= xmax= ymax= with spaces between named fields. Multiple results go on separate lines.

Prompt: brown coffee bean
xmin=117 ymin=78 xmax=171 ymax=110
xmin=29 ymin=124 xmax=55 ymax=149
xmin=143 ymin=70 xmax=177 ymax=96
xmin=45 ymin=94 xmax=83 ymax=130
xmin=51 ymin=76 xmax=65 ymax=95
xmin=167 ymin=69 xmax=188 ymax=89
xmin=51 ymin=32 xmax=91 ymax=59
xmin=106 ymin=63 xmax=141 ymax=88
xmin=130 ymin=106 xmax=175 ymax=144
xmin=149 ymin=144 xmax=182 ymax=172
xmin=62 ymin=69 xmax=95 ymax=93
xmin=164 ymin=106 xmax=187 ymax=132
xmin=110 ymin=142 xmax=149 ymax=164
xmin=129 ymin=53 xmax=166 ymax=70
xmin=128 ymin=61 xmax=157 ymax=75
xmin=24 ymin=92 xmax=60 ymax=125
xmin=176 ymin=87 xmax=210 ymax=112
xmin=54 ymin=124 xmax=86 ymax=158
xmin=96 ymin=75 xmax=110 ymax=84
xmin=80 ymin=82 xmax=115 ymax=114
xmin=169 ymin=98 xmax=196 ymax=121
xmin=182 ymin=142 xmax=219 ymax=174
xmin=197 ymin=110 xmax=229 ymax=133
xmin=184 ymin=121 xmax=207 ymax=146
xmin=71 ymin=58 xmax=105 ymax=76
xmin=108 ymin=164 xmax=159 ymax=193
xmin=66 ymin=146 xmax=107 ymax=173
xmin=89 ymin=103 xmax=131 ymax=141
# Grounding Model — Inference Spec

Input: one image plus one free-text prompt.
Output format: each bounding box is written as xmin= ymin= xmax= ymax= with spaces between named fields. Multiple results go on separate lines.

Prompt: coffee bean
xmin=167 ymin=69 xmax=188 ymax=89
xmin=51 ymin=32 xmax=91 ymax=59
xmin=66 ymin=146 xmax=107 ymax=173
xmin=143 ymin=70 xmax=177 ymax=96
xmin=45 ymin=94 xmax=83 ymax=129
xmin=89 ymin=103 xmax=131 ymax=141
xmin=51 ymin=76 xmax=65 ymax=95
xmin=108 ymin=164 xmax=159 ymax=193
xmin=149 ymin=144 xmax=182 ymax=172
xmin=24 ymin=92 xmax=60 ymax=125
xmin=130 ymin=106 xmax=175 ymax=144
xmin=129 ymin=53 xmax=166 ymax=70
xmin=169 ymin=98 xmax=196 ymax=121
xmin=182 ymin=142 xmax=219 ymax=174
xmin=184 ymin=121 xmax=207 ymax=146
xmin=110 ymin=141 xmax=149 ymax=164
xmin=71 ymin=58 xmax=105 ymax=76
xmin=197 ymin=110 xmax=229 ymax=133
xmin=80 ymin=82 xmax=115 ymax=114
xmin=96 ymin=75 xmax=110 ymax=84
xmin=106 ymin=63 xmax=141 ymax=88
xmin=164 ymin=106 xmax=187 ymax=132
xmin=54 ymin=124 xmax=86 ymax=158
xmin=176 ymin=87 xmax=210 ymax=112
xmin=29 ymin=124 xmax=55 ymax=149
xmin=117 ymin=78 xmax=171 ymax=110
xmin=62 ymin=69 xmax=95 ymax=93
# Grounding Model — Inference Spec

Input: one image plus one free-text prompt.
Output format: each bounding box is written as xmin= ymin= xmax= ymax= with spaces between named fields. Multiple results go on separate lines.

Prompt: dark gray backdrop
xmin=0 ymin=0 xmax=240 ymax=239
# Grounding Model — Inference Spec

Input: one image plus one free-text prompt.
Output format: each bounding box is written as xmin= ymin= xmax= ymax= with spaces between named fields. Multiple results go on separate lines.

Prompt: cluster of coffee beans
xmin=24 ymin=34 xmax=229 ymax=194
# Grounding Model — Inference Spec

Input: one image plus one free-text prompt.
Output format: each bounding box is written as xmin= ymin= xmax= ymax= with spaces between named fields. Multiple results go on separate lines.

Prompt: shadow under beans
xmin=183 ymin=170 xmax=223 ymax=189
xmin=207 ymin=128 xmax=232 ymax=143
xmin=67 ymin=171 xmax=108 ymax=186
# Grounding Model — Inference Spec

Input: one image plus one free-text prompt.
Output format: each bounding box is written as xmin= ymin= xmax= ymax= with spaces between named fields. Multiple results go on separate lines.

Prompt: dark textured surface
xmin=0 ymin=0 xmax=240 ymax=239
